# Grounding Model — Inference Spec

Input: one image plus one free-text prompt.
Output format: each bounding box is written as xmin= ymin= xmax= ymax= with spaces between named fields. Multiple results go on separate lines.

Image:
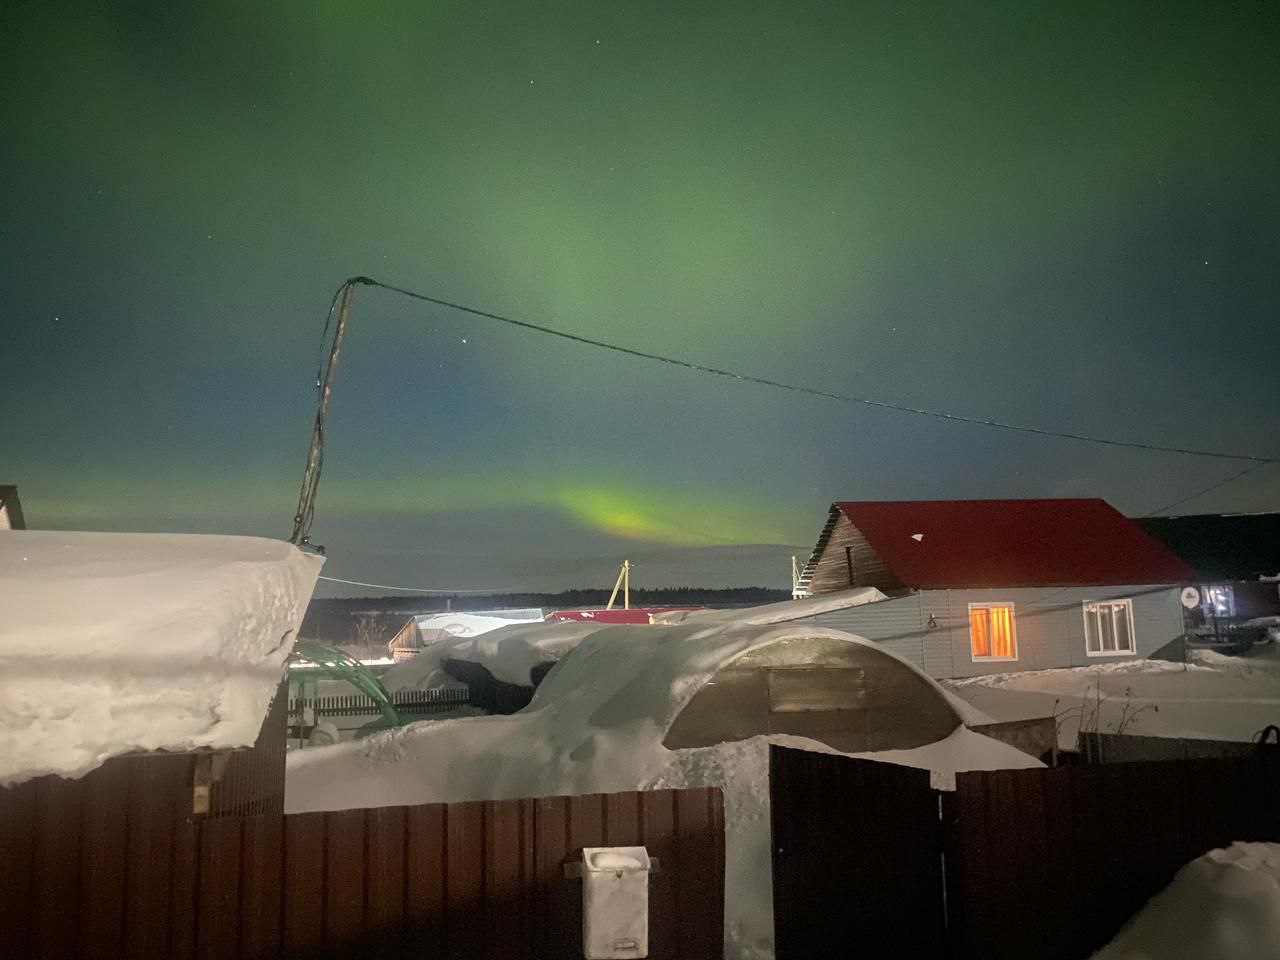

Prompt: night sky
xmin=3 ymin=2 xmax=1277 ymax=594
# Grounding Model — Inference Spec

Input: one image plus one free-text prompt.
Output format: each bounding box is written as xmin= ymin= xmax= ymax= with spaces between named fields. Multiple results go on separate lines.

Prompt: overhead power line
xmin=1143 ymin=460 xmax=1276 ymax=517
xmin=317 ymin=574 xmax=532 ymax=595
xmin=347 ymin=276 xmax=1278 ymax=465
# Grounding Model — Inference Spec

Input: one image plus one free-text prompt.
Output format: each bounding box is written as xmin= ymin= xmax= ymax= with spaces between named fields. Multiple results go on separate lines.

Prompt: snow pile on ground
xmin=945 ymin=655 xmax=1280 ymax=748
xmin=0 ymin=531 xmax=323 ymax=785
xmin=651 ymin=586 xmax=887 ymax=625
xmin=288 ymin=621 xmax=1039 ymax=959
xmin=1093 ymin=843 xmax=1280 ymax=960
xmin=380 ymin=618 xmax=600 ymax=691
xmin=1189 ymin=643 xmax=1280 ymax=680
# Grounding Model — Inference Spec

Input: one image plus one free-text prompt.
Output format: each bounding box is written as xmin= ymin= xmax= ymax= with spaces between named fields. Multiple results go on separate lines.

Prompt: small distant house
xmin=0 ymin=485 xmax=25 ymax=530
xmin=789 ymin=499 xmax=1198 ymax=678
xmin=388 ymin=608 xmax=545 ymax=661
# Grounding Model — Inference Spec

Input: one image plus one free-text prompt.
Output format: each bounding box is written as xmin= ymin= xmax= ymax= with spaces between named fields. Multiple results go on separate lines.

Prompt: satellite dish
xmin=1180 ymin=587 xmax=1201 ymax=609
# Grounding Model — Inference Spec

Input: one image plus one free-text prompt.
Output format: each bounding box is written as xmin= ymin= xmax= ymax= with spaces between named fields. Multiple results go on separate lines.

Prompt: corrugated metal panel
xmin=771 ymin=741 xmax=1280 ymax=960
xmin=949 ymin=757 xmax=1280 ymax=960
xmin=0 ymin=786 xmax=725 ymax=959
xmin=834 ymin=498 xmax=1197 ymax=588
xmin=799 ymin=592 xmax=925 ymax=669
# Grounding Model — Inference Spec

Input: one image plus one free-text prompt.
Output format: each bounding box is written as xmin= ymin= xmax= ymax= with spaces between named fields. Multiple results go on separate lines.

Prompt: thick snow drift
xmin=288 ymin=621 xmax=1038 ymax=959
xmin=0 ymin=531 xmax=323 ymax=785
xmin=1093 ymin=843 xmax=1280 ymax=960
xmin=946 ymin=655 xmax=1280 ymax=748
xmin=650 ymin=586 xmax=887 ymax=625
xmin=380 ymin=618 xmax=600 ymax=690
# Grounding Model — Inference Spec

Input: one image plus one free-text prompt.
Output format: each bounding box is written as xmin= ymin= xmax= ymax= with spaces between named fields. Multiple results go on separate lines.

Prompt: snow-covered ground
xmin=1093 ymin=842 xmax=1280 ymax=960
xmin=0 ymin=531 xmax=322 ymax=785
xmin=287 ymin=621 xmax=1038 ymax=959
xmin=945 ymin=648 xmax=1280 ymax=748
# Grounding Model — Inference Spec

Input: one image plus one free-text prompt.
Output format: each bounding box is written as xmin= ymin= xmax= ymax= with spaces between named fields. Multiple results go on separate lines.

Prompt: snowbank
xmin=1093 ymin=843 xmax=1280 ymax=960
xmin=380 ymin=618 xmax=600 ymax=691
xmin=288 ymin=622 xmax=1037 ymax=959
xmin=650 ymin=586 xmax=887 ymax=625
xmin=0 ymin=531 xmax=323 ymax=785
xmin=945 ymin=656 xmax=1280 ymax=748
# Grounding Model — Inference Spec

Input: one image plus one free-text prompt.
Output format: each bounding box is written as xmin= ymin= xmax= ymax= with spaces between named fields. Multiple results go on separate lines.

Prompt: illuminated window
xmin=1083 ymin=600 xmax=1135 ymax=656
xmin=969 ymin=603 xmax=1017 ymax=661
xmin=1203 ymin=585 xmax=1235 ymax=618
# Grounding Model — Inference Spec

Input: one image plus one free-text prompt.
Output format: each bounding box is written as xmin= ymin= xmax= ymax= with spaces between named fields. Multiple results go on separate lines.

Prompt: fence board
xmin=79 ymin=759 xmax=132 ymax=960
xmin=282 ymin=812 xmax=326 ymax=954
xmin=365 ymin=806 xmax=407 ymax=942
xmin=123 ymin=763 xmax=178 ymax=960
xmin=323 ymin=809 xmax=367 ymax=947
xmin=0 ymin=780 xmax=38 ymax=958
xmin=196 ymin=817 xmax=243 ymax=960
xmin=533 ymin=795 xmax=573 ymax=960
xmin=639 ymin=790 xmax=678 ymax=960
xmin=484 ymin=799 xmax=527 ymax=960
xmin=33 ymin=775 xmax=86 ymax=960
xmin=239 ymin=815 xmax=284 ymax=959
xmin=169 ymin=817 xmax=199 ymax=960
xmin=405 ymin=803 xmax=447 ymax=942
xmin=446 ymin=801 xmax=486 ymax=960
xmin=674 ymin=787 xmax=725 ymax=960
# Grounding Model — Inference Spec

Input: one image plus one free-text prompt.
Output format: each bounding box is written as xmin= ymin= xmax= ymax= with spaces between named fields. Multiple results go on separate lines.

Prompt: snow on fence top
xmin=0 ymin=531 xmax=323 ymax=786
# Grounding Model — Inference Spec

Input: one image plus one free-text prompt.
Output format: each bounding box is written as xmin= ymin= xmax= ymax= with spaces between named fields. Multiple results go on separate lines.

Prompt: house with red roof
xmin=790 ymin=499 xmax=1198 ymax=678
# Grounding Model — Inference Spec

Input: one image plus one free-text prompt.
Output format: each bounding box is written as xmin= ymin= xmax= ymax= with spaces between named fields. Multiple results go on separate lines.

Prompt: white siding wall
xmin=794 ymin=593 xmax=927 ymax=671
xmin=797 ymin=584 xmax=1184 ymax=679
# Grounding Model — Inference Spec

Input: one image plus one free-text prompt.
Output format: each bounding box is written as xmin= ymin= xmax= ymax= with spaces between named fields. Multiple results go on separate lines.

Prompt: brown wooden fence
xmin=771 ymin=745 xmax=1280 ymax=960
xmin=0 ymin=786 xmax=724 ymax=960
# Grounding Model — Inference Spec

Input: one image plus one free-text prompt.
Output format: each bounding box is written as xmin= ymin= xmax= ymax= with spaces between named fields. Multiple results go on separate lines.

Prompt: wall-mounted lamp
xmin=926 ymin=615 xmax=938 ymax=631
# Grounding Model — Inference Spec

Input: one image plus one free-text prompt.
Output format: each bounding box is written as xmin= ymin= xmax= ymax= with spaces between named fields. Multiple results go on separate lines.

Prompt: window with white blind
xmin=1083 ymin=599 xmax=1136 ymax=656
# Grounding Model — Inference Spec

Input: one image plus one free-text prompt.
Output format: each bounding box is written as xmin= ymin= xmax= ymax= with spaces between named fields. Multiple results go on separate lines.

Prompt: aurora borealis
xmin=2 ymin=2 xmax=1277 ymax=592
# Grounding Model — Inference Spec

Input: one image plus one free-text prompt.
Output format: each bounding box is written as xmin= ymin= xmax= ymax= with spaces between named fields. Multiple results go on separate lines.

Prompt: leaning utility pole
xmin=606 ymin=560 xmax=632 ymax=610
xmin=290 ymin=279 xmax=359 ymax=546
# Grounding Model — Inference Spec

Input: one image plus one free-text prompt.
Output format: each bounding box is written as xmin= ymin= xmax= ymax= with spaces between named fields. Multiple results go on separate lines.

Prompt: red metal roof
xmin=835 ymin=498 xmax=1198 ymax=589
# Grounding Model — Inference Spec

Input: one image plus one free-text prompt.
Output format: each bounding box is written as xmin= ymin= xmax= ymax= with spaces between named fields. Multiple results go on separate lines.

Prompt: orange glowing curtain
xmin=969 ymin=608 xmax=990 ymax=657
xmin=970 ymin=606 xmax=1014 ymax=658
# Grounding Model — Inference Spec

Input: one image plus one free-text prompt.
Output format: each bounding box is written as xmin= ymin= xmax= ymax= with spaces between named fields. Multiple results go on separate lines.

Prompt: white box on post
xmin=580 ymin=846 xmax=652 ymax=959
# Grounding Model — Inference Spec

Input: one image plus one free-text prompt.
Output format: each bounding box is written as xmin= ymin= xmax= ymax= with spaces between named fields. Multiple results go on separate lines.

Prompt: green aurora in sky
xmin=2 ymin=1 xmax=1277 ymax=591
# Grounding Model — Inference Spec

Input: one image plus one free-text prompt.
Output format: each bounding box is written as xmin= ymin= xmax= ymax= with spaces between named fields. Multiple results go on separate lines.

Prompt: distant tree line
xmin=301 ymin=586 xmax=791 ymax=646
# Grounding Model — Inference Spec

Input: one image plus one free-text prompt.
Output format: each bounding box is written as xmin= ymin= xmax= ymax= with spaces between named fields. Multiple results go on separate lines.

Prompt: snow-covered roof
xmin=410 ymin=610 xmax=544 ymax=638
xmin=0 ymin=531 xmax=323 ymax=785
xmin=382 ymin=618 xmax=600 ymax=690
xmin=649 ymin=586 xmax=887 ymax=625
